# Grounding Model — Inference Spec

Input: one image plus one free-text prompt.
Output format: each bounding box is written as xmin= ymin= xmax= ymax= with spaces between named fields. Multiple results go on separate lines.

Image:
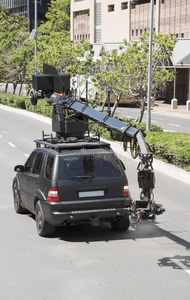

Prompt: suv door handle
xmin=35 ymin=180 xmax=39 ymax=184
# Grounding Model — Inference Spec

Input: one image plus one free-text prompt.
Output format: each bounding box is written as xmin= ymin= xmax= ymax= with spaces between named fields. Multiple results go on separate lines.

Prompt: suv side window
xmin=33 ymin=152 xmax=45 ymax=175
xmin=25 ymin=151 xmax=37 ymax=173
xmin=45 ymin=155 xmax=55 ymax=180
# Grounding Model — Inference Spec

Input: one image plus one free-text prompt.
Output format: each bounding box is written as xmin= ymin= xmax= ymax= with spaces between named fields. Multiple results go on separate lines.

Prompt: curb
xmin=1 ymin=104 xmax=190 ymax=185
xmin=0 ymin=104 xmax=51 ymax=125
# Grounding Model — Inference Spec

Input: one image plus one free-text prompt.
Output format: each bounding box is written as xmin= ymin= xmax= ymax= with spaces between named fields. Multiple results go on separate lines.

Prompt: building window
xmin=108 ymin=4 xmax=114 ymax=12
xmin=136 ymin=29 xmax=138 ymax=36
xmin=132 ymin=30 xmax=134 ymax=36
xmin=121 ymin=2 xmax=128 ymax=10
xmin=176 ymin=33 xmax=178 ymax=38
xmin=131 ymin=2 xmax=136 ymax=9
xmin=96 ymin=3 xmax=101 ymax=25
xmin=140 ymin=29 xmax=143 ymax=35
xmin=75 ymin=9 xmax=90 ymax=17
xmin=181 ymin=33 xmax=184 ymax=38
xmin=96 ymin=29 xmax=101 ymax=43
xmin=162 ymin=0 xmax=165 ymax=3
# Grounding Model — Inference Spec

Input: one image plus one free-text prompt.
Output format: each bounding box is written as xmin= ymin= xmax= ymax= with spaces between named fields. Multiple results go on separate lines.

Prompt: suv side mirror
xmin=14 ymin=165 xmax=25 ymax=172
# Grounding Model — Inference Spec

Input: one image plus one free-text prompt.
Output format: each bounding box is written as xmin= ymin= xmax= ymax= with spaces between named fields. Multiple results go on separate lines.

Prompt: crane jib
xmin=53 ymin=94 xmax=151 ymax=156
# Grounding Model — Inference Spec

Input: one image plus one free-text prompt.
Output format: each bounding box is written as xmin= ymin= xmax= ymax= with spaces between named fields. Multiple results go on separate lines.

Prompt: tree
xmin=8 ymin=38 xmax=35 ymax=94
xmin=92 ymin=32 xmax=177 ymax=123
xmin=91 ymin=47 xmax=131 ymax=116
xmin=0 ymin=5 xmax=29 ymax=90
xmin=39 ymin=0 xmax=70 ymax=35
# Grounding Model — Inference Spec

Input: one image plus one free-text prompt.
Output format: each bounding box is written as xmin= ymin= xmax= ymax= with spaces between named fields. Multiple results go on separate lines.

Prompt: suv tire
xmin=111 ymin=217 xmax=130 ymax=231
xmin=13 ymin=183 xmax=28 ymax=214
xmin=36 ymin=201 xmax=55 ymax=237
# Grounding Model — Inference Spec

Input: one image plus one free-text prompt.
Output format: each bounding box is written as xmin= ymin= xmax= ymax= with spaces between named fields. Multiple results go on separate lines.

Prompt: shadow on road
xmin=52 ymin=221 xmax=190 ymax=251
xmin=28 ymin=213 xmax=190 ymax=250
xmin=53 ymin=221 xmax=161 ymax=243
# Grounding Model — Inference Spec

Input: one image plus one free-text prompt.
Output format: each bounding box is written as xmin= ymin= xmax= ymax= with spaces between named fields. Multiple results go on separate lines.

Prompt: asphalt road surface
xmin=107 ymin=106 xmax=190 ymax=134
xmin=0 ymin=108 xmax=190 ymax=300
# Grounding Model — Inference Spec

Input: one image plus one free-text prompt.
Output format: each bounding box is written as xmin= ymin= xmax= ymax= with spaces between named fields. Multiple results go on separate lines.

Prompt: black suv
xmin=13 ymin=139 xmax=132 ymax=236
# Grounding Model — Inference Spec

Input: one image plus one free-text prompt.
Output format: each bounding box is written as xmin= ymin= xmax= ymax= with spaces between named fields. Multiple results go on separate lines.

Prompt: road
xmin=0 ymin=108 xmax=190 ymax=300
xmin=106 ymin=106 xmax=190 ymax=134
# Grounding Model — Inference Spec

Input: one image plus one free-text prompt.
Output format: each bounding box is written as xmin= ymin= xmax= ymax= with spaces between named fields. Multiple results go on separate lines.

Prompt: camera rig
xmin=30 ymin=64 xmax=165 ymax=223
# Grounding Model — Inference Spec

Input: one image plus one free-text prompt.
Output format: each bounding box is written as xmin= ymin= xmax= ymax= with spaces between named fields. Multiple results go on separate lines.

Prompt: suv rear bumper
xmin=41 ymin=200 xmax=132 ymax=226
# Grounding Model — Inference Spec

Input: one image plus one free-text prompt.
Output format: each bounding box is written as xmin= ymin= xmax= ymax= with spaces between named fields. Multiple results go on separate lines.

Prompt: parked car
xmin=13 ymin=139 xmax=132 ymax=237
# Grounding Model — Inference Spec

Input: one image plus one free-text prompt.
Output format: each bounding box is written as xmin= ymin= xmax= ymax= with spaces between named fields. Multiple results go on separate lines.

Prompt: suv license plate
xmin=79 ymin=190 xmax=104 ymax=198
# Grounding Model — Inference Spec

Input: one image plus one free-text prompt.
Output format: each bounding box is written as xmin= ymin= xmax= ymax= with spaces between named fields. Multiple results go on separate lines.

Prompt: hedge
xmin=0 ymin=92 xmax=26 ymax=109
xmin=0 ymin=92 xmax=190 ymax=172
xmin=145 ymin=131 xmax=190 ymax=172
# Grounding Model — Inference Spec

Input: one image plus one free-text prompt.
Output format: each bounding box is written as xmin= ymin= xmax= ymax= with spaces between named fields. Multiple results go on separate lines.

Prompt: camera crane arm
xmin=30 ymin=64 xmax=165 ymax=221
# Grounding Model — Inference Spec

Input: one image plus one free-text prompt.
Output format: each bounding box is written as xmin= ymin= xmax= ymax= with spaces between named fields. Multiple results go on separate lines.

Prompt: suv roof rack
xmin=34 ymin=134 xmax=110 ymax=152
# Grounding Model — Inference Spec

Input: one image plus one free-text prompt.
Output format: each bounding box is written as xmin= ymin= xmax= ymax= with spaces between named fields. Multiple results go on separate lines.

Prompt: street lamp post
xmin=146 ymin=0 xmax=154 ymax=131
xmin=35 ymin=0 xmax=37 ymax=57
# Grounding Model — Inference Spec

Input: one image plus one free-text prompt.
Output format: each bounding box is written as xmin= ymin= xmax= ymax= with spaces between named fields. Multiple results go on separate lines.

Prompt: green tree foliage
xmin=0 ymin=1 xmax=94 ymax=96
xmin=39 ymin=0 xmax=70 ymax=35
xmin=0 ymin=5 xmax=29 ymax=90
xmin=92 ymin=32 xmax=177 ymax=123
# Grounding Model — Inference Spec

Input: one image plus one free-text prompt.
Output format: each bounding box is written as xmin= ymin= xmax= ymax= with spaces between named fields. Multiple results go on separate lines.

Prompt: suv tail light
xmin=122 ymin=183 xmax=129 ymax=197
xmin=47 ymin=188 xmax=60 ymax=202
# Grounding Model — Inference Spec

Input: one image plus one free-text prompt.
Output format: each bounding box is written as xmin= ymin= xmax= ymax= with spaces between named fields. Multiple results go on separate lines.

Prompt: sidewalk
xmin=152 ymin=100 xmax=190 ymax=118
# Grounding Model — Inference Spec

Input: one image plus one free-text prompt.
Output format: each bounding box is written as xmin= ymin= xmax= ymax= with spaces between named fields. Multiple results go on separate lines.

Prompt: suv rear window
xmin=58 ymin=153 xmax=122 ymax=180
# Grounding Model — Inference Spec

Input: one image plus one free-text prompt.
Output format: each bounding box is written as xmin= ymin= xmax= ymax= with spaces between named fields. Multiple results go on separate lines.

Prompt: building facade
xmin=0 ymin=0 xmax=50 ymax=31
xmin=71 ymin=0 xmax=190 ymax=103
xmin=71 ymin=0 xmax=190 ymax=44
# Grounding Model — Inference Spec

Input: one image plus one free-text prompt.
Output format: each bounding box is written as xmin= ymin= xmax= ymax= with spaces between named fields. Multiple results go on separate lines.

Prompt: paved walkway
xmin=152 ymin=100 xmax=190 ymax=118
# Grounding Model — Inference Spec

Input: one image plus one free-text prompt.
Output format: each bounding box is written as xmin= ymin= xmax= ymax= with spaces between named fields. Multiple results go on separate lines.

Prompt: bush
xmin=25 ymin=99 xmax=53 ymax=118
xmin=145 ymin=132 xmax=190 ymax=172
xmin=0 ymin=92 xmax=26 ymax=109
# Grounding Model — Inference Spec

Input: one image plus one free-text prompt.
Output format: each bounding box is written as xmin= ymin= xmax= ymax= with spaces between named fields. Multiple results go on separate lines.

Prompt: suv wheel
xmin=36 ymin=201 xmax=55 ymax=237
xmin=13 ymin=183 xmax=27 ymax=214
xmin=111 ymin=217 xmax=130 ymax=231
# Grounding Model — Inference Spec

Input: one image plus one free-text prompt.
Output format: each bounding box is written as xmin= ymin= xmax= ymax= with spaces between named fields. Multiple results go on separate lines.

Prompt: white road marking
xmin=0 ymin=135 xmax=2 ymax=137
xmin=172 ymin=259 xmax=190 ymax=275
xmin=24 ymin=154 xmax=29 ymax=158
xmin=169 ymin=123 xmax=181 ymax=127
xmin=129 ymin=226 xmax=136 ymax=231
xmin=163 ymin=129 xmax=176 ymax=132
xmin=151 ymin=120 xmax=157 ymax=123
xmin=8 ymin=142 xmax=16 ymax=148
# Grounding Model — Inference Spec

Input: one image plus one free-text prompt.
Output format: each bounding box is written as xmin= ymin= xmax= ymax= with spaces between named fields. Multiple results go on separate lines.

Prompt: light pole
xmin=34 ymin=0 xmax=37 ymax=57
xmin=146 ymin=0 xmax=154 ymax=131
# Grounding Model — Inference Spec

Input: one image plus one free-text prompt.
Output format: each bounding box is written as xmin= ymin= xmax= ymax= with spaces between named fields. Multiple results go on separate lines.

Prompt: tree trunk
xmin=5 ymin=82 xmax=8 ymax=93
xmin=13 ymin=81 xmax=17 ymax=94
xmin=111 ymin=94 xmax=121 ymax=117
xmin=19 ymin=83 xmax=23 ymax=95
xmin=135 ymin=100 xmax=146 ymax=124
xmin=101 ymin=97 xmax=107 ymax=112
